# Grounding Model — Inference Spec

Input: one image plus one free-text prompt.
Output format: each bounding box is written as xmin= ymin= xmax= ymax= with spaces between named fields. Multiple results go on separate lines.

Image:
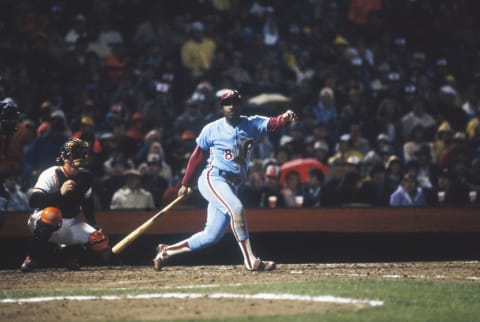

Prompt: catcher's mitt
xmin=88 ymin=229 xmax=109 ymax=252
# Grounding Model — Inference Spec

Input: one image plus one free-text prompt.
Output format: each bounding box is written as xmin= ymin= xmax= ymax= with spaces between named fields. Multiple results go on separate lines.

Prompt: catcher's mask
xmin=58 ymin=138 xmax=89 ymax=168
xmin=220 ymin=89 xmax=242 ymax=106
xmin=0 ymin=97 xmax=20 ymax=135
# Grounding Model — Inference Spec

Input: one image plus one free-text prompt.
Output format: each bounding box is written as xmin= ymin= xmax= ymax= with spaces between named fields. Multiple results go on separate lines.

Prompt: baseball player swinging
xmin=20 ymin=138 xmax=110 ymax=272
xmin=153 ymin=89 xmax=297 ymax=271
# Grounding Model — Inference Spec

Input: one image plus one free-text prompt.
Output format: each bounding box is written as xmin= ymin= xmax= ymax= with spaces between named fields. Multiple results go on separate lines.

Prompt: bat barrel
xmin=111 ymin=194 xmax=187 ymax=254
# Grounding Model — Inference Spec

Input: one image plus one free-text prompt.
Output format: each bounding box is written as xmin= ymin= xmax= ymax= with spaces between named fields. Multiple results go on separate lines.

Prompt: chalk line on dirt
xmin=1 ymin=292 xmax=384 ymax=307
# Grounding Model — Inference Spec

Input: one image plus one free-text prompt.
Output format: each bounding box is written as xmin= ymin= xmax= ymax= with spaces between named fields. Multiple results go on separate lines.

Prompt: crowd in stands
xmin=1 ymin=0 xmax=480 ymax=211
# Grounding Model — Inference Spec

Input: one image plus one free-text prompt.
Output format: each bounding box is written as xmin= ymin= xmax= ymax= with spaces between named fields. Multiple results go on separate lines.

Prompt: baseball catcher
xmin=21 ymin=138 xmax=110 ymax=272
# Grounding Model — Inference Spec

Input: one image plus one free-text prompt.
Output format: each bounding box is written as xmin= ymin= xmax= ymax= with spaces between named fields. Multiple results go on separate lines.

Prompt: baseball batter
xmin=153 ymin=89 xmax=296 ymax=271
xmin=20 ymin=138 xmax=110 ymax=272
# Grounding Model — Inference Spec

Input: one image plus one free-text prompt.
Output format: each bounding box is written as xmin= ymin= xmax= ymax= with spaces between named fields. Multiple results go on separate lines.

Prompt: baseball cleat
xmin=20 ymin=256 xmax=36 ymax=273
xmin=248 ymin=258 xmax=276 ymax=271
xmin=153 ymin=244 xmax=169 ymax=271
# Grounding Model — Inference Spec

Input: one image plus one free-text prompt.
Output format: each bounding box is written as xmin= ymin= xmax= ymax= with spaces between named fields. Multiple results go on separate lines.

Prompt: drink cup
xmin=437 ymin=191 xmax=445 ymax=203
xmin=295 ymin=195 xmax=304 ymax=207
xmin=268 ymin=195 xmax=277 ymax=208
xmin=469 ymin=190 xmax=477 ymax=204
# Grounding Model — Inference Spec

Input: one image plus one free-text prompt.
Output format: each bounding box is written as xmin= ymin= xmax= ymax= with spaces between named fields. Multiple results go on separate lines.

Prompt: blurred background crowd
xmin=1 ymin=0 xmax=480 ymax=211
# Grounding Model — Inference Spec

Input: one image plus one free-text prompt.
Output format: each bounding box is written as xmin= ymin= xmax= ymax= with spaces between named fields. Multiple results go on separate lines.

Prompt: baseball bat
xmin=111 ymin=194 xmax=186 ymax=254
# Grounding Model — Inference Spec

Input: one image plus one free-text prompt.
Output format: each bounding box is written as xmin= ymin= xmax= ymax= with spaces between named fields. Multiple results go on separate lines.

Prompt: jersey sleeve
xmin=33 ymin=167 xmax=59 ymax=193
xmin=249 ymin=115 xmax=270 ymax=138
xmin=195 ymin=123 xmax=213 ymax=150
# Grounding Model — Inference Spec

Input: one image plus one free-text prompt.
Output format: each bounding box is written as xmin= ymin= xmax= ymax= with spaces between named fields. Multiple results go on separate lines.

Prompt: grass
xmin=2 ymin=278 xmax=480 ymax=321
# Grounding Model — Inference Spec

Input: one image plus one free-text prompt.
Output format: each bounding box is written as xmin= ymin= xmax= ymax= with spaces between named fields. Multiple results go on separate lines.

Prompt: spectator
xmin=262 ymin=10 xmax=280 ymax=47
xmin=223 ymin=52 xmax=253 ymax=88
xmin=438 ymin=132 xmax=471 ymax=172
xmin=390 ymin=173 xmax=427 ymax=207
xmin=328 ymin=134 xmax=363 ymax=166
xmin=309 ymin=122 xmax=333 ymax=151
xmin=280 ymin=170 xmax=303 ymax=208
xmin=109 ymin=115 xmax=140 ymax=160
xmin=312 ymin=140 xmax=330 ymax=165
xmin=24 ymin=116 xmax=69 ymax=183
xmin=174 ymin=97 xmax=205 ymax=135
xmin=126 ymin=112 xmax=147 ymax=143
xmin=110 ymin=169 xmax=155 ymax=210
xmin=141 ymin=82 xmax=175 ymax=131
xmin=239 ymin=168 xmax=265 ymax=208
xmin=301 ymin=168 xmax=324 ymax=208
xmin=140 ymin=154 xmax=169 ymax=208
xmin=339 ymin=169 xmax=365 ymax=206
xmin=133 ymin=129 xmax=163 ymax=164
xmin=466 ymin=107 xmax=480 ymax=139
xmin=3 ymin=174 xmax=30 ymax=211
xmin=425 ymin=169 xmax=470 ymax=207
xmin=259 ymin=163 xmax=285 ymax=208
xmin=375 ymin=98 xmax=402 ymax=146
xmin=64 ymin=14 xmax=88 ymax=49
xmin=72 ymin=116 xmax=102 ymax=155
xmin=278 ymin=122 xmax=306 ymax=159
xmin=360 ymin=162 xmax=389 ymax=206
xmin=349 ymin=122 xmax=370 ymax=156
xmin=98 ymin=155 xmax=130 ymax=210
xmin=305 ymin=87 xmax=338 ymax=140
xmin=364 ymin=133 xmax=391 ymax=173
xmin=403 ymin=125 xmax=434 ymax=162
xmin=145 ymin=142 xmax=173 ymax=184
xmin=385 ymin=155 xmax=403 ymax=195
xmin=400 ymin=97 xmax=436 ymax=142
xmin=432 ymin=121 xmax=453 ymax=163
xmin=414 ymin=144 xmax=438 ymax=190
xmin=461 ymin=85 xmax=479 ymax=121
xmin=103 ymin=42 xmax=130 ymax=87
xmin=180 ymin=21 xmax=216 ymax=80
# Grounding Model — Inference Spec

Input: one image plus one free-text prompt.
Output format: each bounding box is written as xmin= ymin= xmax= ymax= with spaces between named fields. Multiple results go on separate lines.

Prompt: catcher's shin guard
xmin=25 ymin=207 xmax=63 ymax=267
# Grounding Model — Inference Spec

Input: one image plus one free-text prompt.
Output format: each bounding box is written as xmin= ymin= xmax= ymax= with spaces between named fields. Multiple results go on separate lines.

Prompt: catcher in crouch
xmin=21 ymin=138 xmax=109 ymax=272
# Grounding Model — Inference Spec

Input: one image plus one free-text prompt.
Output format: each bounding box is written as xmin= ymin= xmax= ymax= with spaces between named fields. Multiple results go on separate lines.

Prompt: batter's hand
xmin=282 ymin=109 xmax=297 ymax=124
xmin=60 ymin=179 xmax=76 ymax=195
xmin=178 ymin=185 xmax=192 ymax=197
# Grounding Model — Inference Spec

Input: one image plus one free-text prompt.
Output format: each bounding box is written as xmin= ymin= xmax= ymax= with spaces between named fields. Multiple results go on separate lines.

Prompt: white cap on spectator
xmin=377 ymin=133 xmax=390 ymax=142
xmin=440 ymin=85 xmax=457 ymax=96
xmin=265 ymin=164 xmax=280 ymax=177
xmin=313 ymin=141 xmax=329 ymax=151
xmin=279 ymin=135 xmax=293 ymax=146
xmin=156 ymin=82 xmax=170 ymax=93
xmin=346 ymin=155 xmax=361 ymax=165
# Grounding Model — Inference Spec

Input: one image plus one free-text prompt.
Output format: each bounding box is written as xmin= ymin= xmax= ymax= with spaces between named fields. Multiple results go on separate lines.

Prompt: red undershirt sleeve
xmin=267 ymin=115 xmax=288 ymax=133
xmin=181 ymin=145 xmax=207 ymax=187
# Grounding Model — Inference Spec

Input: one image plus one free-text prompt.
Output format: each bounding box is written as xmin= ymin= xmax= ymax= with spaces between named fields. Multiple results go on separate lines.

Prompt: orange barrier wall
xmin=1 ymin=207 xmax=479 ymax=238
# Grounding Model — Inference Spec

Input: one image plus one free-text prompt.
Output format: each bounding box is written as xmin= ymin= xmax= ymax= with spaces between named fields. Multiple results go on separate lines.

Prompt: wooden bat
xmin=111 ymin=194 xmax=186 ymax=254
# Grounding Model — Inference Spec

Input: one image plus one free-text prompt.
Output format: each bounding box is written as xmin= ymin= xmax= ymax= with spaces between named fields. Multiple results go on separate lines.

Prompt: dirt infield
xmin=1 ymin=261 xmax=479 ymax=321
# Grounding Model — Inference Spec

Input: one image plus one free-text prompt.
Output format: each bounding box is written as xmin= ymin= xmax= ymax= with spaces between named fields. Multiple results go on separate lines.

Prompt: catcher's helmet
xmin=58 ymin=138 xmax=89 ymax=168
xmin=220 ymin=89 xmax=242 ymax=106
xmin=0 ymin=97 xmax=20 ymax=135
